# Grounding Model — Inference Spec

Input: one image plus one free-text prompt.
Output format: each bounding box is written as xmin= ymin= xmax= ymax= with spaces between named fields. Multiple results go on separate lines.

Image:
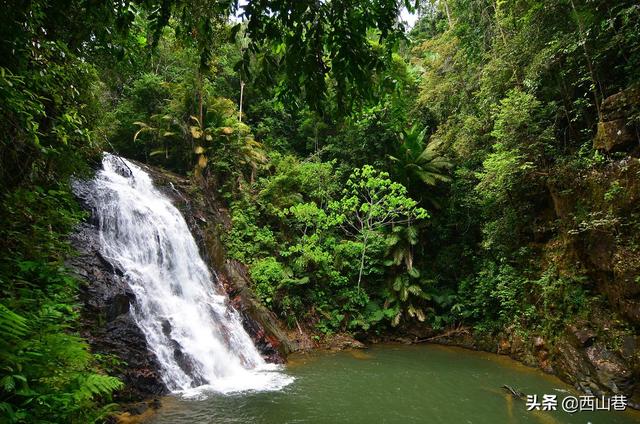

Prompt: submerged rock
xmin=325 ymin=333 xmax=366 ymax=350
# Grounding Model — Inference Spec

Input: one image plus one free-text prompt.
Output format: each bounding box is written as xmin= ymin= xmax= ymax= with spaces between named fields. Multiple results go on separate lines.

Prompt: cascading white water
xmin=84 ymin=153 xmax=292 ymax=396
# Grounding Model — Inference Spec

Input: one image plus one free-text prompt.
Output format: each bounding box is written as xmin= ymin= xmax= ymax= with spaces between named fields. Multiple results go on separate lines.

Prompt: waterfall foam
xmin=83 ymin=153 xmax=292 ymax=396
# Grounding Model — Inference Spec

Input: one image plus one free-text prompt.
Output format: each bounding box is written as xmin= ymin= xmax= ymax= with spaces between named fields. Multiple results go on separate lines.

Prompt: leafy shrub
xmin=249 ymin=257 xmax=286 ymax=306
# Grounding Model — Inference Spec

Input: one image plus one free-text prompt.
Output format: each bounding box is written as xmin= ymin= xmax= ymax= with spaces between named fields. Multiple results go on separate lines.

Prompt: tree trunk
xmin=239 ymin=80 xmax=245 ymax=123
xmin=357 ymin=234 xmax=368 ymax=291
xmin=442 ymin=1 xmax=453 ymax=29
xmin=197 ymin=71 xmax=204 ymax=128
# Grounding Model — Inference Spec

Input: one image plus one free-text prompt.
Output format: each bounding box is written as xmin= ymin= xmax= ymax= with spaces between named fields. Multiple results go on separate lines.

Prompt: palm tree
xmin=383 ymin=225 xmax=431 ymax=326
xmin=237 ymin=135 xmax=267 ymax=184
xmin=389 ymin=124 xmax=453 ymax=190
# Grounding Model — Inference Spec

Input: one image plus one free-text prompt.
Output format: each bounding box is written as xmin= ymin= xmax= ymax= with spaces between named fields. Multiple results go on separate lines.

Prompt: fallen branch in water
xmin=502 ymin=384 xmax=525 ymax=399
xmin=414 ymin=324 xmax=471 ymax=343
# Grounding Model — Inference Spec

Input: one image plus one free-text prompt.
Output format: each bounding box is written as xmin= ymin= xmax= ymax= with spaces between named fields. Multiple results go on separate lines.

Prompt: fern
xmin=0 ymin=284 xmax=124 ymax=423
xmin=74 ymin=374 xmax=124 ymax=403
xmin=0 ymin=402 xmax=21 ymax=424
xmin=0 ymin=304 xmax=28 ymax=342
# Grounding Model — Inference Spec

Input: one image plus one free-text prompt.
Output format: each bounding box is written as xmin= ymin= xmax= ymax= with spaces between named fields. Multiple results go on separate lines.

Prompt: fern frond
xmin=0 ymin=304 xmax=28 ymax=342
xmin=74 ymin=374 xmax=123 ymax=402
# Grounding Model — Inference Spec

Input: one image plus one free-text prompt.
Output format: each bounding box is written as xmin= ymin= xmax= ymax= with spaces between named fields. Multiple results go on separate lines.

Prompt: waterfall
xmin=80 ymin=153 xmax=292 ymax=396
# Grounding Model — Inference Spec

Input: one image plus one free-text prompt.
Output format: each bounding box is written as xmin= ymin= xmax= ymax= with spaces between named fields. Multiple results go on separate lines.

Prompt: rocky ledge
xmin=593 ymin=86 xmax=640 ymax=153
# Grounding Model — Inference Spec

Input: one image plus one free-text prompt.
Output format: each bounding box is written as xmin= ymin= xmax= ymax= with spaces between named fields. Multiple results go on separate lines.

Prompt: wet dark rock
xmin=509 ymin=334 xmax=526 ymax=358
xmin=593 ymin=119 xmax=637 ymax=152
xmin=223 ymin=261 xmax=297 ymax=359
xmin=552 ymin=337 xmax=638 ymax=406
xmin=621 ymin=336 xmax=637 ymax=360
xmin=109 ymin=155 xmax=134 ymax=178
xmin=171 ymin=341 xmax=206 ymax=386
xmin=107 ymin=293 xmax=131 ymax=321
xmin=621 ymin=300 xmax=640 ymax=325
xmin=68 ymin=221 xmax=167 ymax=401
xmin=549 ymin=340 xmax=589 ymax=387
xmin=161 ymin=320 xmax=171 ymax=337
xmin=584 ymin=344 xmax=633 ymax=394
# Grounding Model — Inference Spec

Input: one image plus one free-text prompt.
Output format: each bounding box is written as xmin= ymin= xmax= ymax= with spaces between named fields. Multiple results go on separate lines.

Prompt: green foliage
xmin=0 ymin=303 xmax=123 ymax=423
xmin=604 ymin=180 xmax=624 ymax=203
xmin=0 ymin=185 xmax=122 ymax=423
xmin=226 ymin=202 xmax=276 ymax=263
xmin=388 ymin=124 xmax=453 ymax=207
xmin=3 ymin=0 xmax=639 ymax=414
xmin=242 ymin=0 xmax=410 ymax=112
xmin=332 ymin=165 xmax=429 ymax=232
xmin=250 ymin=257 xmax=286 ymax=306
xmin=224 ymin=0 xmax=639 ymax=343
xmin=0 ymin=53 xmax=98 ymax=189
xmin=454 ymin=262 xmax=584 ymax=334
xmin=390 ymin=124 xmax=453 ymax=187
xmin=383 ymin=225 xmax=432 ymax=327
xmin=225 ymin=157 xmax=432 ymax=333
xmin=533 ymin=269 xmax=589 ymax=333
xmin=331 ymin=165 xmax=429 ymax=289
xmin=406 ymin=0 xmax=640 ymax=340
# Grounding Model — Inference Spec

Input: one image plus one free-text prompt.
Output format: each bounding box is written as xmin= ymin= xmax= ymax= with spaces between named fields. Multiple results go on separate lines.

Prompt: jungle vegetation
xmin=1 ymin=0 xmax=639 ymax=421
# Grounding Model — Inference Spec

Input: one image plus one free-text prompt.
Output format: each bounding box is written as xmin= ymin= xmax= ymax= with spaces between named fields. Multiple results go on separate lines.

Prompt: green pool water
xmin=149 ymin=344 xmax=639 ymax=424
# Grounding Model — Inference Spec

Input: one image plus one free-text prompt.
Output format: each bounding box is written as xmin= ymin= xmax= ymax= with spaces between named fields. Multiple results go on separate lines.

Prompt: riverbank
xmin=283 ymin=324 xmax=640 ymax=411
